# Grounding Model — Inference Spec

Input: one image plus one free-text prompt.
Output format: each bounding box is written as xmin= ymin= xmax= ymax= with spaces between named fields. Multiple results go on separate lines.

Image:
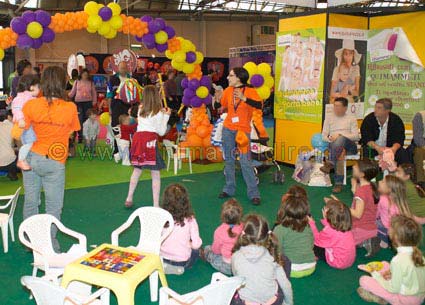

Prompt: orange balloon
xmin=196 ymin=125 xmax=209 ymax=138
xmin=203 ymin=136 xmax=211 ymax=147
xmin=187 ymin=134 xmax=203 ymax=147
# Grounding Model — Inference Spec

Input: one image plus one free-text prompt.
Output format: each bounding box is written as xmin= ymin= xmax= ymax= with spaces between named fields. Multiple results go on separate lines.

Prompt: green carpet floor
xmin=2 ymin=165 xmax=420 ymax=305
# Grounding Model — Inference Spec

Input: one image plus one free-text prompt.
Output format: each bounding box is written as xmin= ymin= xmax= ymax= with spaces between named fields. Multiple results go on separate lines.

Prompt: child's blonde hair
xmin=119 ymin=113 xmax=129 ymax=125
xmin=139 ymin=85 xmax=162 ymax=118
xmin=384 ymin=175 xmax=412 ymax=217
xmin=390 ymin=216 xmax=424 ymax=267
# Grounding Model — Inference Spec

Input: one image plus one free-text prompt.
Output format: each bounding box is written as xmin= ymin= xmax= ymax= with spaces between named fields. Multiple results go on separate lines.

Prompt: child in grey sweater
xmin=231 ymin=214 xmax=293 ymax=305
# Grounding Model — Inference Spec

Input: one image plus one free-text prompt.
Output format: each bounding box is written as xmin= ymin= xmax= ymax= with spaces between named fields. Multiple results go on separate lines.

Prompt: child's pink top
xmin=160 ymin=217 xmax=202 ymax=262
xmin=211 ymin=223 xmax=244 ymax=263
xmin=352 ymin=184 xmax=378 ymax=232
xmin=69 ymin=80 xmax=97 ymax=104
xmin=309 ymin=219 xmax=356 ymax=269
xmin=377 ymin=195 xmax=400 ymax=229
xmin=11 ymin=91 xmax=34 ymax=122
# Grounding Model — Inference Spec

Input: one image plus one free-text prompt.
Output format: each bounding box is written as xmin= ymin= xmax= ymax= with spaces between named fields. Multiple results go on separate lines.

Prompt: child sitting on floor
xmin=160 ymin=183 xmax=202 ymax=275
xmin=358 ymin=215 xmax=425 ymax=305
xmin=231 ymin=214 xmax=293 ymax=305
xmin=395 ymin=164 xmax=425 ymax=224
xmin=202 ymin=198 xmax=244 ymax=275
xmin=274 ymin=186 xmax=316 ymax=278
xmin=350 ymin=160 xmax=380 ymax=256
xmin=377 ymin=175 xmax=412 ymax=249
xmin=308 ymin=199 xmax=356 ymax=269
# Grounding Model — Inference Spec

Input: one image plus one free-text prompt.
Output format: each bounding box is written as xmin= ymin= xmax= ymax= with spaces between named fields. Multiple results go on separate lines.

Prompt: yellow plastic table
xmin=61 ymin=243 xmax=168 ymax=305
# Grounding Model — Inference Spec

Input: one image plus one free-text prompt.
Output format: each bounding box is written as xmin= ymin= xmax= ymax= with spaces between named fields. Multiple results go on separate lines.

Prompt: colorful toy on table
xmin=80 ymin=247 xmax=145 ymax=274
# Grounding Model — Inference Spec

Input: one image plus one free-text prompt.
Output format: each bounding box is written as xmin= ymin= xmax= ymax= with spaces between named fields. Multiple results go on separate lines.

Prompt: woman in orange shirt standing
xmin=218 ymin=67 xmax=262 ymax=205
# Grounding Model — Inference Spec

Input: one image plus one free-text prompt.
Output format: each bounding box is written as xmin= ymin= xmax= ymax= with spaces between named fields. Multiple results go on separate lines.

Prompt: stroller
xmin=211 ymin=113 xmax=284 ymax=185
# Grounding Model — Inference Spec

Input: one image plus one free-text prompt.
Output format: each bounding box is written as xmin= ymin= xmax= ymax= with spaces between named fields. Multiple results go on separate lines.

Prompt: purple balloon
xmin=32 ymin=38 xmax=43 ymax=49
xmin=250 ymin=74 xmax=264 ymax=87
xmin=35 ymin=10 xmax=51 ymax=27
xmin=182 ymin=95 xmax=191 ymax=106
xmin=186 ymin=51 xmax=196 ymax=64
xmin=148 ymin=20 xmax=161 ymax=34
xmin=164 ymin=26 xmax=175 ymax=39
xmin=181 ymin=77 xmax=189 ymax=89
xmin=188 ymin=78 xmax=199 ymax=90
xmin=41 ymin=28 xmax=55 ymax=43
xmin=142 ymin=33 xmax=155 ymax=48
xmin=155 ymin=18 xmax=166 ymax=30
xmin=17 ymin=34 xmax=33 ymax=49
xmin=184 ymin=88 xmax=195 ymax=98
xmin=204 ymin=95 xmax=212 ymax=105
xmin=199 ymin=76 xmax=211 ymax=89
xmin=22 ymin=11 xmax=36 ymax=23
xmin=11 ymin=17 xmax=27 ymax=35
xmin=99 ymin=7 xmax=113 ymax=21
xmin=156 ymin=43 xmax=168 ymax=53
xmin=191 ymin=96 xmax=203 ymax=108
xmin=135 ymin=35 xmax=143 ymax=43
xmin=140 ymin=15 xmax=153 ymax=23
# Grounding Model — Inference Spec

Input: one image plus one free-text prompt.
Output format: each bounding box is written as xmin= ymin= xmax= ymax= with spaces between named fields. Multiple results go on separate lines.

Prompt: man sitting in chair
xmin=360 ymin=98 xmax=408 ymax=165
xmin=320 ymin=97 xmax=359 ymax=193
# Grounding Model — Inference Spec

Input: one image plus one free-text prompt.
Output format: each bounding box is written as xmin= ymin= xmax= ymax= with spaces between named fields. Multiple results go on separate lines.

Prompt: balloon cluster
xmin=0 ymin=28 xmax=18 ymax=60
xmin=119 ymin=15 xmax=148 ymax=36
xmin=243 ymin=62 xmax=274 ymax=100
xmin=136 ymin=16 xmax=175 ymax=53
xmin=49 ymin=12 xmax=88 ymax=33
xmin=185 ymin=105 xmax=214 ymax=148
xmin=84 ymin=1 xmax=123 ymax=39
xmin=165 ymin=37 xmax=204 ymax=74
xmin=181 ymin=76 xmax=212 ymax=107
xmin=11 ymin=10 xmax=55 ymax=49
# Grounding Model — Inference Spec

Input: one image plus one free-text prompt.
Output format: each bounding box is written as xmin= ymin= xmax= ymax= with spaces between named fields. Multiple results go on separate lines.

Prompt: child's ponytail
xmin=370 ymin=181 xmax=380 ymax=204
xmin=227 ymin=225 xmax=236 ymax=238
xmin=357 ymin=160 xmax=379 ymax=204
xmin=266 ymin=230 xmax=284 ymax=267
xmin=412 ymin=246 xmax=425 ymax=267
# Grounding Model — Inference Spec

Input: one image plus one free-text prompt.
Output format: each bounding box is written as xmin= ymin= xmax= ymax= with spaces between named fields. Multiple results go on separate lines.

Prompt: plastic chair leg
xmin=149 ymin=271 xmax=159 ymax=302
xmin=9 ymin=219 xmax=15 ymax=242
xmin=1 ymin=222 xmax=8 ymax=253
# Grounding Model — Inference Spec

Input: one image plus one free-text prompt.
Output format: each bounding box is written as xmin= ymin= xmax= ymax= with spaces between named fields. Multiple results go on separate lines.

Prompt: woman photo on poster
xmin=330 ymin=39 xmax=361 ymax=104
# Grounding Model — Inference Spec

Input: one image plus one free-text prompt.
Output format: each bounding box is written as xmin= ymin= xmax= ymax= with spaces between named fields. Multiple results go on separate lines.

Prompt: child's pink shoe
xmin=17 ymin=160 xmax=31 ymax=171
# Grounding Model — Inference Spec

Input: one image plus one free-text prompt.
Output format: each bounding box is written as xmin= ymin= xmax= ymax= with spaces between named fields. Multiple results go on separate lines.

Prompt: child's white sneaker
xmin=122 ymin=157 xmax=131 ymax=166
xmin=114 ymin=153 xmax=121 ymax=163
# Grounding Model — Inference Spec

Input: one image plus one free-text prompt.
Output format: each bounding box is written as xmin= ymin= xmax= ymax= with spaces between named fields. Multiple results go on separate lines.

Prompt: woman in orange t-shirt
xmin=22 ymin=66 xmax=80 ymax=252
xmin=219 ymin=67 xmax=262 ymax=205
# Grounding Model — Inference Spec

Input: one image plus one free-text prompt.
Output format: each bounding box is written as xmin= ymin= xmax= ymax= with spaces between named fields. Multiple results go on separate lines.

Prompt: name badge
xmin=232 ymin=116 xmax=239 ymax=123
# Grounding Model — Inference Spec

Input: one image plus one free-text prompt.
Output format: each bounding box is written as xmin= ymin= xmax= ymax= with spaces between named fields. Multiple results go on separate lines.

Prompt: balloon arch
xmin=1 ymin=1 xmax=274 ymax=161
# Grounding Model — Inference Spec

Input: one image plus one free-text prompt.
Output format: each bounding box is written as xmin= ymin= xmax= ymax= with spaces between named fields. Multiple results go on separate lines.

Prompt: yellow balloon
xmin=258 ymin=63 xmax=271 ymax=75
xmin=155 ymin=30 xmax=168 ymax=44
xmin=196 ymin=86 xmax=209 ymax=99
xmin=87 ymin=26 xmax=97 ymax=34
xmin=84 ymin=1 xmax=99 ymax=15
xmin=104 ymin=28 xmax=117 ymax=39
xmin=180 ymin=39 xmax=192 ymax=52
xmin=107 ymin=2 xmax=121 ymax=16
xmin=194 ymin=51 xmax=204 ymax=64
xmin=0 ymin=49 xmax=4 ymax=61
xmin=173 ymin=50 xmax=186 ymax=63
xmin=109 ymin=15 xmax=123 ymax=30
xmin=99 ymin=112 xmax=111 ymax=126
xmin=243 ymin=62 xmax=258 ymax=76
xmin=165 ymin=50 xmax=173 ymax=59
xmin=98 ymin=22 xmax=111 ymax=36
xmin=171 ymin=59 xmax=184 ymax=71
xmin=264 ymin=76 xmax=274 ymax=88
xmin=27 ymin=22 xmax=43 ymax=39
xmin=183 ymin=63 xmax=195 ymax=74
xmin=97 ymin=3 xmax=104 ymax=10
xmin=256 ymin=86 xmax=270 ymax=100
xmin=87 ymin=15 xmax=102 ymax=29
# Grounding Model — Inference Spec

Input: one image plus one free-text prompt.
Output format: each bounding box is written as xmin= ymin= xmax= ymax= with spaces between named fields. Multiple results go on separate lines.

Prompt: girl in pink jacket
xmin=308 ymin=199 xmax=356 ymax=269
xmin=11 ymin=75 xmax=40 ymax=170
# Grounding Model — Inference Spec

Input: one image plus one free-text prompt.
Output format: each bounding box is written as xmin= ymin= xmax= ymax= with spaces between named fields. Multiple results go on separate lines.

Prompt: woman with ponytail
xmin=358 ymin=215 xmax=425 ymax=305
xmin=202 ymin=198 xmax=244 ymax=275
xmin=231 ymin=214 xmax=293 ymax=305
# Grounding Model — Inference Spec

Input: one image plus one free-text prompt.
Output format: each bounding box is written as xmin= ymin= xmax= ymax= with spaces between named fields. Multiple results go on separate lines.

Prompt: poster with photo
xmin=324 ymin=27 xmax=367 ymax=119
xmin=364 ymin=28 xmax=425 ymax=123
xmin=274 ymin=28 xmax=326 ymax=123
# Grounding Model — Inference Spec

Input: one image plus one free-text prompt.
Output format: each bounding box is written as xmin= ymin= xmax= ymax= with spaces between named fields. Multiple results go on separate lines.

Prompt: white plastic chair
xmin=163 ymin=140 xmax=192 ymax=175
xmin=0 ymin=187 xmax=21 ymax=253
xmin=111 ymin=206 xmax=174 ymax=302
xmin=18 ymin=214 xmax=88 ymax=282
xmin=159 ymin=272 xmax=244 ymax=305
xmin=21 ymin=276 xmax=110 ymax=305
